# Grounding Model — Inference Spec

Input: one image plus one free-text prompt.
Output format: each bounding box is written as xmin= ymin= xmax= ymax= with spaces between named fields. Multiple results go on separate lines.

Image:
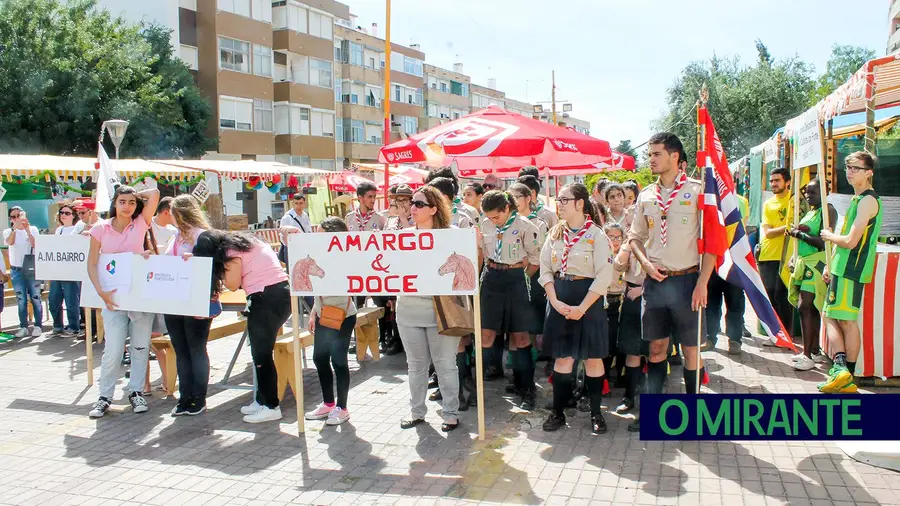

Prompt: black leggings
xmin=164 ymin=314 xmax=213 ymax=402
xmin=247 ymin=281 xmax=292 ymax=409
xmin=313 ymin=314 xmax=356 ymax=409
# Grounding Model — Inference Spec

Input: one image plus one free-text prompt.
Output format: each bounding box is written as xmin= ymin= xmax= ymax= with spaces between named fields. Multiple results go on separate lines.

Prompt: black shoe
xmin=505 ymin=380 xmax=521 ymax=395
xmin=121 ymin=353 xmax=131 ymax=366
xmin=171 ymin=399 xmax=190 ymax=417
xmin=383 ymin=343 xmax=404 ymax=356
xmin=185 ymin=400 xmax=206 ymax=416
xmin=742 ymin=326 xmax=752 ymax=338
xmin=668 ymin=354 xmax=682 ymax=366
xmin=519 ymin=393 xmax=535 ymax=411
xmin=591 ymin=414 xmax=608 ymax=435
xmin=400 ymin=418 xmax=425 ymax=429
xmin=542 ymin=412 xmax=566 ymax=432
xmin=441 ymin=421 xmax=459 ymax=432
xmin=429 ymin=390 xmax=443 ymax=401
xmin=468 ymin=392 xmax=478 ymax=407
xmin=458 ymin=392 xmax=469 ymax=411
xmin=577 ymin=396 xmax=590 ymax=413
xmin=484 ymin=366 xmax=503 ymax=381
xmin=427 ymin=374 xmax=439 ymax=389
xmin=149 ymin=351 xmax=157 ymax=361
xmin=348 ymin=345 xmax=357 ymax=355
xmin=627 ymin=415 xmax=641 ymax=433
xmin=615 ymin=397 xmax=635 ymax=414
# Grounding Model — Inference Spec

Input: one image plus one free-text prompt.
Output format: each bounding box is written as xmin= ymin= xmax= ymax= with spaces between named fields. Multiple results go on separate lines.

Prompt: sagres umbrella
xmin=379 ymin=106 xmax=612 ymax=171
xmin=328 ymin=171 xmax=376 ymax=192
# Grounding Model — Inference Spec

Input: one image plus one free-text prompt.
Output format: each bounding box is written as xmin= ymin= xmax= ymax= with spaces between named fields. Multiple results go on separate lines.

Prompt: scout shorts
xmin=823 ymin=275 xmax=864 ymax=321
xmin=641 ymin=272 xmax=706 ymax=346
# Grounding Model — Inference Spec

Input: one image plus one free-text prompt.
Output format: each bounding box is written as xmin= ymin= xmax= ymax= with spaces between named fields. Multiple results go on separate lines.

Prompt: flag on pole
xmin=697 ymin=106 xmax=796 ymax=351
xmin=95 ymin=144 xmax=119 ymax=214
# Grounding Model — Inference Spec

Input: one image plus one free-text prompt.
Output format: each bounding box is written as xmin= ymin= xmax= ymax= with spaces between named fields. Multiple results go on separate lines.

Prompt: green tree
xmin=652 ymin=41 xmax=815 ymax=169
xmin=584 ymin=168 xmax=656 ymax=196
xmin=613 ymin=139 xmax=634 ymax=156
xmin=0 ymin=0 xmax=214 ymax=157
xmin=811 ymin=44 xmax=876 ymax=104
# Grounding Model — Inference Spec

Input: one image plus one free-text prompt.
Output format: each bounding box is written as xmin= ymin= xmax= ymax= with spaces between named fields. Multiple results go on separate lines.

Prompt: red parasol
xmin=379 ymin=106 xmax=612 ymax=170
xmin=328 ymin=171 xmax=376 ymax=192
xmin=375 ymin=166 xmax=427 ymax=190
xmin=457 ymin=151 xmax=635 ymax=179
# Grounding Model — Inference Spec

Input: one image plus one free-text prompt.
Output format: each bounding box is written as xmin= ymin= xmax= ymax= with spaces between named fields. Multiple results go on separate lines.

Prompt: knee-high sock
xmin=625 ymin=365 xmax=643 ymax=401
xmin=683 ymin=367 xmax=705 ymax=395
xmin=456 ymin=351 xmax=468 ymax=395
xmin=584 ymin=375 xmax=605 ymax=417
xmin=552 ymin=371 xmax=574 ymax=416
xmin=517 ymin=346 xmax=535 ymax=392
xmin=647 ymin=360 xmax=668 ymax=394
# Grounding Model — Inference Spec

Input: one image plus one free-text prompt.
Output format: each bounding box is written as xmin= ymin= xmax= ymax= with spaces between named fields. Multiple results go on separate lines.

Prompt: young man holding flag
xmin=627 ymin=132 xmax=714 ymax=432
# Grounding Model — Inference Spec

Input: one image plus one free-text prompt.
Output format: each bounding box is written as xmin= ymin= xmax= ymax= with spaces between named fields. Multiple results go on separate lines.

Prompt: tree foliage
xmin=584 ymin=168 xmax=656 ymax=195
xmin=0 ymin=0 xmax=214 ymax=157
xmin=811 ymin=44 xmax=875 ymax=104
xmin=613 ymin=139 xmax=635 ymax=156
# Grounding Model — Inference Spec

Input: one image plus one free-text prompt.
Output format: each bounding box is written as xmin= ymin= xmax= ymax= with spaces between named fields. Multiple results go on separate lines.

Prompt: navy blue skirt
xmin=542 ymin=277 xmax=609 ymax=360
xmin=530 ymin=271 xmax=547 ymax=335
xmin=480 ymin=267 xmax=536 ymax=334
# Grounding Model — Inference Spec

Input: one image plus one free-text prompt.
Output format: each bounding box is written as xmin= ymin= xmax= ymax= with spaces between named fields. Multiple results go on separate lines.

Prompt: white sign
xmin=142 ymin=255 xmax=191 ymax=301
xmin=81 ymin=254 xmax=213 ymax=317
xmin=131 ymin=177 xmax=158 ymax=193
xmin=287 ymin=229 xmax=478 ymax=296
xmin=763 ymin=139 xmax=778 ymax=164
xmin=789 ymin=107 xmax=823 ymax=169
xmin=191 ymin=179 xmax=210 ymax=203
xmin=35 ymin=234 xmax=90 ymax=281
xmin=98 ymin=253 xmax=134 ymax=292
xmin=0 ymin=182 xmax=7 ymax=202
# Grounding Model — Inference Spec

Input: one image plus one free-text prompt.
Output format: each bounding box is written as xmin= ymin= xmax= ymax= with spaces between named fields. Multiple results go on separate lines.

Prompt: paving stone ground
xmin=0 ymin=303 xmax=898 ymax=506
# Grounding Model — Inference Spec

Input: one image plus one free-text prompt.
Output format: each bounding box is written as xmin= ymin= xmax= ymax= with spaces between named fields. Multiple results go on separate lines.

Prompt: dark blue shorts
xmin=641 ymin=272 xmax=706 ymax=346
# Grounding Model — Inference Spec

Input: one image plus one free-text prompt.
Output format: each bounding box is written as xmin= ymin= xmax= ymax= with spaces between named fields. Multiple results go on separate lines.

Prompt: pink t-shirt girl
xmin=165 ymin=227 xmax=206 ymax=256
xmin=227 ymin=239 xmax=288 ymax=295
xmin=89 ymin=218 xmax=150 ymax=254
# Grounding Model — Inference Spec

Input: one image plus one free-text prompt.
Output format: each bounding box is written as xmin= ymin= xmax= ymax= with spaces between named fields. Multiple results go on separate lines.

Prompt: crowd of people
xmin=1 ymin=131 xmax=884 ymax=432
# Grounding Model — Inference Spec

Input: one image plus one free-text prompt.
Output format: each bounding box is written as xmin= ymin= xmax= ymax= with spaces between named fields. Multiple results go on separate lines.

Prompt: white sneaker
xmin=325 ymin=407 xmax=350 ymax=426
xmin=305 ymin=402 xmax=333 ymax=420
xmin=811 ymin=352 xmax=828 ymax=363
xmin=89 ymin=397 xmax=111 ymax=418
xmin=31 ymin=327 xmax=43 ymax=337
xmin=243 ymin=406 xmax=282 ymax=424
xmin=128 ymin=392 xmax=149 ymax=414
xmin=761 ymin=336 xmax=778 ymax=347
xmin=14 ymin=328 xmax=28 ymax=338
xmin=793 ymin=355 xmax=815 ymax=371
xmin=791 ymin=354 xmax=803 ymax=362
xmin=240 ymin=400 xmax=262 ymax=415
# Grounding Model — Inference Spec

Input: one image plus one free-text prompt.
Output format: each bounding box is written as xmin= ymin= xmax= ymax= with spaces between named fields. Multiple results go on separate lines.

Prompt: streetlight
xmin=100 ymin=119 xmax=129 ymax=159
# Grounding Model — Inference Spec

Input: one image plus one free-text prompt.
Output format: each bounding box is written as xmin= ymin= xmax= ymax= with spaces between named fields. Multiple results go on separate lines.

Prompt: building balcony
xmin=890 ymin=27 xmax=900 ymax=55
xmin=274 ymin=134 xmax=336 ymax=159
xmin=273 ymin=82 xmax=335 ymax=110
xmin=892 ymin=0 xmax=900 ymax=30
xmin=340 ymin=142 xmax=381 ymax=162
xmin=218 ymin=129 xmax=275 ymax=156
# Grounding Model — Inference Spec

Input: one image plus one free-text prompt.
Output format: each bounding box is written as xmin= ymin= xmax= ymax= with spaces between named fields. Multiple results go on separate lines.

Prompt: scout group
xmin=8 ymin=132 xmax=880 ymax=434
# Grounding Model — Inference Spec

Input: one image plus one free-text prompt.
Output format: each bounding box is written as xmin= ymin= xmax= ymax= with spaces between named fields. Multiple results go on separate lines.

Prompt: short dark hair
xmin=648 ymin=132 xmax=686 ymax=163
xmin=8 ymin=206 xmax=22 ymax=217
xmin=428 ymin=177 xmax=457 ymax=201
xmin=292 ymin=193 xmax=306 ymax=201
xmin=356 ymin=181 xmax=378 ymax=197
xmin=425 ymin=167 xmax=459 ymax=194
xmin=518 ymin=166 xmax=539 ymax=179
xmin=156 ymin=196 xmax=174 ymax=214
xmin=846 ymin=151 xmax=876 ymax=170
xmin=622 ymin=180 xmax=639 ymax=198
xmin=464 ymin=182 xmax=484 ymax=196
xmin=604 ymin=183 xmax=626 ymax=201
xmin=771 ymin=167 xmax=791 ymax=182
xmin=593 ymin=178 xmax=610 ymax=195
xmin=481 ymin=190 xmax=516 ymax=213
xmin=319 ymin=216 xmax=348 ymax=232
xmin=516 ymin=175 xmax=541 ymax=196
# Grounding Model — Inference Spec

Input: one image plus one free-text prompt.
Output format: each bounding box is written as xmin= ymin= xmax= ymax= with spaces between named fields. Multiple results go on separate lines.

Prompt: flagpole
xmin=695 ymin=90 xmax=708 ymax=395
xmin=817 ymin=121 xmax=832 ymax=267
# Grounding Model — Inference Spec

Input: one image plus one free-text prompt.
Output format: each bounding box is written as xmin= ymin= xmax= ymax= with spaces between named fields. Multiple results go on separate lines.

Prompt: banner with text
xmin=81 ymin=254 xmax=213 ymax=317
xmin=287 ymin=229 xmax=478 ymax=296
xmin=35 ymin=234 xmax=90 ymax=282
xmin=787 ymin=106 xmax=823 ymax=169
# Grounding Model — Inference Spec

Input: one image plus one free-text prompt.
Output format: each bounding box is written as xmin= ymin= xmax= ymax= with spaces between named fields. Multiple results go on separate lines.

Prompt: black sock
xmin=833 ymin=352 xmax=847 ymax=368
xmin=683 ymin=368 xmax=699 ymax=395
xmin=456 ymin=352 xmax=468 ymax=395
xmin=847 ymin=361 xmax=857 ymax=375
xmin=647 ymin=360 xmax=668 ymax=394
xmin=518 ymin=346 xmax=535 ymax=392
xmin=482 ymin=346 xmax=493 ymax=373
xmin=625 ymin=365 xmax=642 ymax=400
xmin=585 ymin=375 xmax=605 ymax=417
xmin=552 ymin=371 xmax=573 ymax=416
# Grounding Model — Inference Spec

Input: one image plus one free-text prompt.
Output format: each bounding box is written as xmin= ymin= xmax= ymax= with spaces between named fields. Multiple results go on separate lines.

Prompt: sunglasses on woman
xmin=59 ymin=211 xmax=73 ymax=216
xmin=411 ymin=200 xmax=433 ymax=209
xmin=483 ymin=184 xmax=496 ymax=190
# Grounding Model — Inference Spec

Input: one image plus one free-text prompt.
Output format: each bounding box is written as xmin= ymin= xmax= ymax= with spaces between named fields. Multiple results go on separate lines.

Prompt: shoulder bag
xmin=433 ymin=295 xmax=475 ymax=337
xmin=319 ymin=297 xmax=351 ymax=330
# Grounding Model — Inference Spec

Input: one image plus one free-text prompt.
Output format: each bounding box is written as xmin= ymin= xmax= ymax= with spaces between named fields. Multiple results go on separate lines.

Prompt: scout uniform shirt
xmin=613 ymin=247 xmax=647 ymax=287
xmin=480 ymin=214 xmax=541 ymax=266
xmin=452 ymin=207 xmax=474 ymax=229
xmin=628 ymin=176 xmax=702 ymax=272
xmin=537 ymin=222 xmax=613 ymax=295
xmin=455 ymin=199 xmax=481 ymax=226
xmin=345 ymin=208 xmax=387 ymax=232
xmin=526 ymin=215 xmax=549 ymax=245
xmin=606 ymin=207 xmax=634 ymax=230
xmin=536 ymin=204 xmax=559 ymax=229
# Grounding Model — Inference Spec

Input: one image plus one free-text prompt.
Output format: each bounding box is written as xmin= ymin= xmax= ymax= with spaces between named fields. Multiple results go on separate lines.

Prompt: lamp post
xmin=100 ymin=119 xmax=129 ymax=159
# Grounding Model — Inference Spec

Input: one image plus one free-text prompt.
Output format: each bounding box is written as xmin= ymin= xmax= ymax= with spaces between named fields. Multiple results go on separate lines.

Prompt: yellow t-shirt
xmin=759 ymin=193 xmax=792 ymax=262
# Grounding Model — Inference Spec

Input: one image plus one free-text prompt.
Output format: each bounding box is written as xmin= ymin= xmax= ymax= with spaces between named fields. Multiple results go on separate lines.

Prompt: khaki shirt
xmin=385 ymin=215 xmax=414 ymax=231
xmin=538 ymin=223 xmax=613 ymax=295
xmin=537 ymin=206 xmax=558 ymax=229
xmin=628 ymin=178 xmax=702 ymax=271
xmin=451 ymin=208 xmax=474 ymax=229
xmin=345 ymin=209 xmax=387 ymax=232
xmin=606 ymin=207 xmax=634 ymax=231
xmin=480 ymin=215 xmax=541 ymax=265
xmin=527 ymin=216 xmax=549 ymax=245
xmin=458 ymin=201 xmax=481 ymax=226
xmin=613 ymin=248 xmax=647 ymax=286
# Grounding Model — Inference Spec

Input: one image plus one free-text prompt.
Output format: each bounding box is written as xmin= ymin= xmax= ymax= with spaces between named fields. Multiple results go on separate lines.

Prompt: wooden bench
xmin=273 ymin=306 xmax=384 ymax=401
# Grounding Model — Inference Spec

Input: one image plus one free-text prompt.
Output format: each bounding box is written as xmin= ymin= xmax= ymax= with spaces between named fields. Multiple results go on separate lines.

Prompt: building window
xmin=219 ymin=96 xmax=252 ymax=130
xmin=334 ymin=41 xmax=342 ymax=62
xmin=403 ymin=116 xmax=417 ymax=135
xmin=365 ymin=87 xmax=380 ymax=107
xmin=311 ymin=159 xmax=335 ymax=170
xmin=250 ymin=0 xmax=271 ymax=22
xmin=218 ymin=0 xmax=250 ymax=17
xmin=289 ymin=54 xmax=308 ymax=84
xmin=350 ymin=120 xmax=364 ymax=143
xmin=335 ymin=118 xmax=343 ymax=142
xmin=366 ymin=124 xmax=382 ymax=145
xmin=402 ymin=55 xmax=423 ymax=77
xmin=451 ymin=81 xmax=465 ymax=96
xmin=334 ymin=78 xmax=341 ymax=102
xmin=309 ymin=58 xmax=332 ymax=88
xmin=253 ymin=99 xmax=273 ymax=132
xmin=252 ymin=44 xmax=272 ymax=77
xmin=308 ymin=11 xmax=332 ymax=40
xmin=350 ymin=42 xmax=363 ymax=66
xmin=336 ymin=157 xmax=346 ymax=170
xmin=416 ymin=88 xmax=423 ymax=106
xmin=219 ymin=37 xmax=249 ymax=73
xmin=368 ymin=56 xmax=375 ymax=69
xmin=311 ymin=111 xmax=334 ymax=137
xmin=427 ymin=102 xmax=439 ymax=118
xmin=292 ymin=155 xmax=311 ymax=167
xmin=180 ymin=45 xmax=199 ymax=70
xmin=394 ymin=84 xmax=401 ymax=102
xmin=274 ymin=103 xmax=289 ymax=134
xmin=287 ymin=3 xmax=308 ymax=33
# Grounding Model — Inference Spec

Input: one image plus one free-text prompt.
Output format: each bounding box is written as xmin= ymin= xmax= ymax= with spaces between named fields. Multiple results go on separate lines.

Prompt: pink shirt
xmin=89 ymin=217 xmax=150 ymax=254
xmin=227 ymin=240 xmax=287 ymax=295
xmin=165 ymin=227 xmax=206 ymax=256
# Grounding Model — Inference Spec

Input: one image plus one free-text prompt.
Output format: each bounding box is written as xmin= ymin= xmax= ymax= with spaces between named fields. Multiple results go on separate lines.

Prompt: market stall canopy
xmin=353 ymin=163 xmax=428 ymax=189
xmin=0 ymin=154 xmax=202 ymax=180
xmin=153 ymin=160 xmax=330 ymax=181
xmin=819 ymin=54 xmax=900 ymax=122
xmin=457 ymin=151 xmax=634 ymax=179
xmin=378 ymin=106 xmax=612 ymax=170
xmin=830 ymin=115 xmax=900 ymax=139
xmin=328 ymin=171 xmax=376 ymax=192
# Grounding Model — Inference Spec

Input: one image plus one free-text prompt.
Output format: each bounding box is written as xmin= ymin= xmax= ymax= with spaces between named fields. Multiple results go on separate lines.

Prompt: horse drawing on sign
xmin=292 ymin=256 xmax=325 ymax=291
xmin=438 ymin=252 xmax=476 ymax=291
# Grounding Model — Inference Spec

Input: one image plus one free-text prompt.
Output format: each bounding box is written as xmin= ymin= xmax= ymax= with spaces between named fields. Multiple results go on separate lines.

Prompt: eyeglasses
xmin=9 ymin=214 xmax=20 ymax=219
xmin=411 ymin=200 xmax=433 ymax=209
xmin=845 ymin=164 xmax=867 ymax=173
xmin=77 ymin=210 xmax=89 ymax=215
xmin=608 ymin=235 xmax=624 ymax=241
xmin=483 ymin=184 xmax=496 ymax=190
xmin=556 ymin=197 xmax=575 ymax=206
xmin=59 ymin=211 xmax=73 ymax=216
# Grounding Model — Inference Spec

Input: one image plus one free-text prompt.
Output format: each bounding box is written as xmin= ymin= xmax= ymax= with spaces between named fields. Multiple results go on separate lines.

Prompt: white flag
xmin=95 ymin=144 xmax=119 ymax=214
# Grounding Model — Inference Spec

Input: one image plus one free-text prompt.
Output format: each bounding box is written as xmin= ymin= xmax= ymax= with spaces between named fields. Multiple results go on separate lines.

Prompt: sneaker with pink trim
xmin=305 ymin=402 xmax=333 ymax=420
xmin=326 ymin=407 xmax=350 ymax=425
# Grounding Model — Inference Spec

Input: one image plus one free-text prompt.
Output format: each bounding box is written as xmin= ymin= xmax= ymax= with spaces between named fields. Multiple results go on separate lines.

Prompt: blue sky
xmin=349 ymin=0 xmax=888 ymax=147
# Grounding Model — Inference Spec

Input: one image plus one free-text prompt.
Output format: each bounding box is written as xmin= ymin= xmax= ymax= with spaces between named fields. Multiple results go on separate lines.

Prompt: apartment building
xmin=890 ymin=0 xmax=900 ymax=55
xmin=333 ymin=22 xmax=426 ymax=167
xmin=422 ymin=63 xmax=471 ymax=130
xmin=470 ymin=81 xmax=506 ymax=111
xmin=505 ymin=97 xmax=535 ymax=119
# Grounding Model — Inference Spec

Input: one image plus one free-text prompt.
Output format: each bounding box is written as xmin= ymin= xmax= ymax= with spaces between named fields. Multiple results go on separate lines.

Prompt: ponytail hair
xmin=481 ymin=189 xmax=515 ymax=213
xmin=550 ymin=183 xmax=600 ymax=240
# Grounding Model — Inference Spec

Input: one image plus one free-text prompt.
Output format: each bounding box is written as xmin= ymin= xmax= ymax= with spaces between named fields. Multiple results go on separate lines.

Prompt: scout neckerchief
xmin=354 ymin=208 xmax=374 ymax=230
xmin=607 ymin=208 xmax=627 ymax=226
xmin=494 ymin=211 xmax=518 ymax=262
xmin=655 ymin=170 xmax=687 ymax=246
xmin=527 ymin=205 xmax=540 ymax=221
xmin=561 ymin=217 xmax=595 ymax=274
xmin=452 ymin=197 xmax=463 ymax=215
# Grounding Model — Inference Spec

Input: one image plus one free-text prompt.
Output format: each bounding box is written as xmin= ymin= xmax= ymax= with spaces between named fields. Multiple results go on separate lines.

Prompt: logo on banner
xmin=292 ymin=256 xmax=325 ymax=291
xmin=438 ymin=252 xmax=475 ymax=290
xmin=146 ymin=272 xmax=154 ymax=282
xmin=552 ymin=139 xmax=578 ymax=152
xmin=386 ymin=150 xmax=413 ymax=163
xmin=419 ymin=118 xmax=519 ymax=158
xmin=146 ymin=271 xmax=177 ymax=284
xmin=106 ymin=260 xmax=116 ymax=275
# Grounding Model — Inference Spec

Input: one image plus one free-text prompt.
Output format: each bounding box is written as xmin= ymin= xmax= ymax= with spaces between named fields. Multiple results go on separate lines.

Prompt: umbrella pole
xmin=382 ymin=0 xmax=392 ymax=207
